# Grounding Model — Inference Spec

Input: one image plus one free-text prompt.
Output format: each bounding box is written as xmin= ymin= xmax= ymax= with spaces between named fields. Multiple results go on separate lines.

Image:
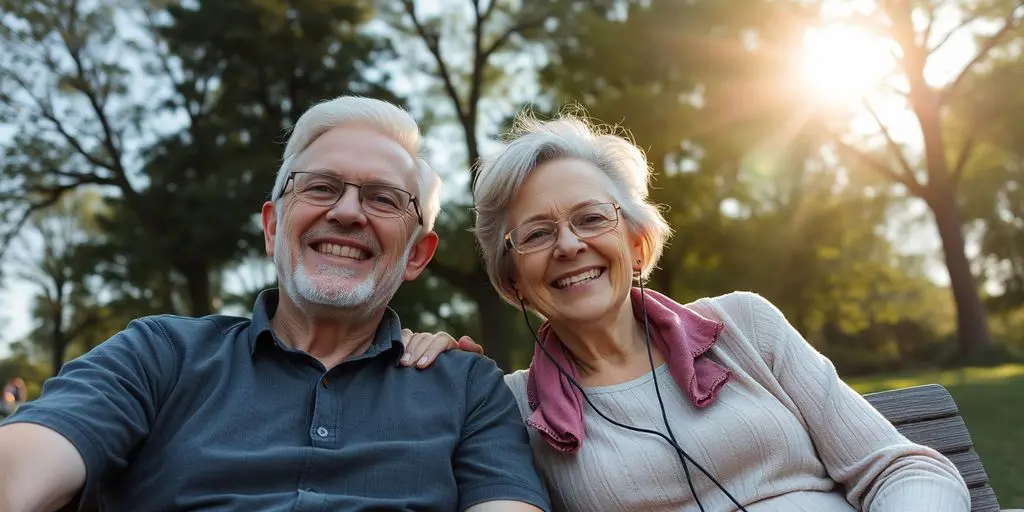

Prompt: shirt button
xmin=316 ymin=426 xmax=329 ymax=438
xmin=321 ymin=377 xmax=328 ymax=386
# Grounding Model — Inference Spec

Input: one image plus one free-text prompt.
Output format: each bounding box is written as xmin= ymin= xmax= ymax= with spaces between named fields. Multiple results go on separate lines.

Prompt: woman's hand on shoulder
xmin=400 ymin=329 xmax=485 ymax=368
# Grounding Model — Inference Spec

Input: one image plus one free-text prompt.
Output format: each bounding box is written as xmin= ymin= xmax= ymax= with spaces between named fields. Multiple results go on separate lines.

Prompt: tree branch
xmin=481 ymin=15 xmax=548 ymax=61
xmin=951 ymin=136 xmax=976 ymax=184
xmin=0 ymin=69 xmax=117 ymax=173
xmin=863 ymin=99 xmax=921 ymax=182
xmin=943 ymin=5 xmax=1024 ymax=100
xmin=60 ymin=16 xmax=131 ymax=187
xmin=481 ymin=0 xmax=499 ymax=23
xmin=928 ymin=11 xmax=983 ymax=56
xmin=401 ymin=0 xmax=466 ymax=121
xmin=886 ymin=1 xmax=929 ymax=90
xmin=141 ymin=10 xmax=203 ymax=127
xmin=920 ymin=2 xmax=937 ymax=51
xmin=53 ymin=169 xmax=119 ymax=187
xmin=831 ymin=138 xmax=927 ymax=197
xmin=0 ymin=184 xmax=79 ymax=262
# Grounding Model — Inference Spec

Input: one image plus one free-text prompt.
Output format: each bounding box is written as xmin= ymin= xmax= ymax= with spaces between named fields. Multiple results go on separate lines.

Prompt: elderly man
xmin=0 ymin=96 xmax=550 ymax=512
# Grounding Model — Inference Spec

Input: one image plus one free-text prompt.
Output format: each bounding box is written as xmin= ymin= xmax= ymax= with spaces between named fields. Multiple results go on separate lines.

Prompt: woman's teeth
xmin=554 ymin=268 xmax=603 ymax=289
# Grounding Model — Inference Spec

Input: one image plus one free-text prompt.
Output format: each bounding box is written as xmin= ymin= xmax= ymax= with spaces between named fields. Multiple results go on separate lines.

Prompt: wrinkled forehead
xmin=296 ymin=126 xmax=418 ymax=192
xmin=506 ymin=158 xmax=617 ymax=227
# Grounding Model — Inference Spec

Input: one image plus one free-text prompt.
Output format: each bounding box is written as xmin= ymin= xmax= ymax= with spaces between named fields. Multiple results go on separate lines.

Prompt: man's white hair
xmin=271 ymin=96 xmax=442 ymax=233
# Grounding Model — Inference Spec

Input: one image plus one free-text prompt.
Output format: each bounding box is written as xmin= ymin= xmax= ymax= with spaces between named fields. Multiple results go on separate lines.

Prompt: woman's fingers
xmin=414 ymin=334 xmax=459 ymax=368
xmin=457 ymin=336 xmax=485 ymax=354
xmin=401 ymin=331 xmax=457 ymax=367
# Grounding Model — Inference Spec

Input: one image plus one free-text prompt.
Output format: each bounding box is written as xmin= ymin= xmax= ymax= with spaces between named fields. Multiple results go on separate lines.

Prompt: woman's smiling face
xmin=505 ymin=158 xmax=643 ymax=325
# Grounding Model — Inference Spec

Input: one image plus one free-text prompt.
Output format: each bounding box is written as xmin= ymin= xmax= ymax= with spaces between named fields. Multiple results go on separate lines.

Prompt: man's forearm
xmin=466 ymin=500 xmax=545 ymax=512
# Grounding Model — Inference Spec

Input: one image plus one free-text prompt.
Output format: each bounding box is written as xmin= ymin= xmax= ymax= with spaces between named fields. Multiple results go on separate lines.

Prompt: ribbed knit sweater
xmin=503 ymin=292 xmax=970 ymax=511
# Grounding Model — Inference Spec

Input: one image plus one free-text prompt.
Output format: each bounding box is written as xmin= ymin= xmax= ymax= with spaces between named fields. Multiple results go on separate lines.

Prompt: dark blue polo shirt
xmin=4 ymin=289 xmax=550 ymax=511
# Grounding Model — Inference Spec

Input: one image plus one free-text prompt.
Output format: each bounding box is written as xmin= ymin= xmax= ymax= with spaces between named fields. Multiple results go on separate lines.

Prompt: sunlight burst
xmin=799 ymin=26 xmax=896 ymax=106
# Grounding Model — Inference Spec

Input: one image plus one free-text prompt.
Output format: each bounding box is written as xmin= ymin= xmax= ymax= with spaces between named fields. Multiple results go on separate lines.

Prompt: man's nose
xmin=326 ymin=187 xmax=367 ymax=226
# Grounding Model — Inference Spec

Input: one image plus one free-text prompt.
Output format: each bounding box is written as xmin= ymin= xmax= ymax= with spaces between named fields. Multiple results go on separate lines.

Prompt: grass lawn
xmin=847 ymin=364 xmax=1024 ymax=508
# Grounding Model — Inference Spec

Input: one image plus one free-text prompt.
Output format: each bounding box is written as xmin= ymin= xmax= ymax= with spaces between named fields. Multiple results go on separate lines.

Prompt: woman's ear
xmin=508 ymin=278 xmax=531 ymax=306
xmin=631 ymin=234 xmax=646 ymax=272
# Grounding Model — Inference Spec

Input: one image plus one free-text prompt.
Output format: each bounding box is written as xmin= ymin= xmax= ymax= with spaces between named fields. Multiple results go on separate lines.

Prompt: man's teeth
xmin=554 ymin=269 xmax=602 ymax=289
xmin=315 ymin=243 xmax=369 ymax=260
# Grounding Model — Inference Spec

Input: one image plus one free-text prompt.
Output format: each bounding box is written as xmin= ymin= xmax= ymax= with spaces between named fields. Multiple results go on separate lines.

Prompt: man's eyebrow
xmin=301 ymin=168 xmax=407 ymax=189
xmin=519 ymin=200 xmax=602 ymax=224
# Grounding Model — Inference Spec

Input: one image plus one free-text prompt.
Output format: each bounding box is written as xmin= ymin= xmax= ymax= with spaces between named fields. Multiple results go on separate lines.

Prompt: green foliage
xmin=954 ymin=51 xmax=1024 ymax=312
xmin=2 ymin=0 xmax=1023 ymax=375
xmin=10 ymin=190 xmax=116 ymax=376
xmin=0 ymin=355 xmax=49 ymax=401
xmin=1 ymin=0 xmax=398 ymax=320
xmin=533 ymin=0 xmax=962 ymax=372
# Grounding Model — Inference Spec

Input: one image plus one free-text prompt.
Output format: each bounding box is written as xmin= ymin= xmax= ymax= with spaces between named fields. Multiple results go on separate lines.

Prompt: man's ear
xmin=404 ymin=231 xmax=439 ymax=281
xmin=261 ymin=201 xmax=278 ymax=258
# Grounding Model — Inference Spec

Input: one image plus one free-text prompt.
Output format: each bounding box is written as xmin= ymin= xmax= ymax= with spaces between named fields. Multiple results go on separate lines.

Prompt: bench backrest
xmin=863 ymin=383 xmax=999 ymax=512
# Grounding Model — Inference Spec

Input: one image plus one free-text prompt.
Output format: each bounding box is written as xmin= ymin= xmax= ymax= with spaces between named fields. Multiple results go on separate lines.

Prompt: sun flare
xmin=799 ymin=26 xmax=896 ymax=105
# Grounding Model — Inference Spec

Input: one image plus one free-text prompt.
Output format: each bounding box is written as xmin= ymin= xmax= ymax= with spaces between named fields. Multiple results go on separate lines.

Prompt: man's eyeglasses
xmin=276 ymin=171 xmax=423 ymax=225
xmin=504 ymin=202 xmax=621 ymax=254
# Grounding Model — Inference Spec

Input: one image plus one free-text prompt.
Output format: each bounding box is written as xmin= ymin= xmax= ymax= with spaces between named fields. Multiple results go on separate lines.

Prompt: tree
xmin=536 ymin=0 xmax=817 ymax=294
xmin=385 ymin=0 xmax=581 ymax=368
xmin=531 ymin=0 xmax=958 ymax=372
xmin=539 ymin=0 xmax=1022 ymax=360
xmin=954 ymin=40 xmax=1024 ymax=314
xmin=11 ymin=190 xmax=105 ymax=376
xmin=0 ymin=0 xmax=398 ymax=317
xmin=829 ymin=0 xmax=1024 ymax=359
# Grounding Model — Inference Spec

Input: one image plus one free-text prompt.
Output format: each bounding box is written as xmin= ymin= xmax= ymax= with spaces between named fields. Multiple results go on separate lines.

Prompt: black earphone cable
xmin=517 ymin=278 xmax=749 ymax=512
xmin=636 ymin=277 xmax=706 ymax=512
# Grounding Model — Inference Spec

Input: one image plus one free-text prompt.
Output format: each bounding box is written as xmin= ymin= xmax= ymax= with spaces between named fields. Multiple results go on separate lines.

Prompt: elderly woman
xmin=403 ymin=112 xmax=970 ymax=511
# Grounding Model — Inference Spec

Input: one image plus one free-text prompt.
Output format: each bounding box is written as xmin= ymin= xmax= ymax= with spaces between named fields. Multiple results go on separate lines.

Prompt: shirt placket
xmin=293 ymin=368 xmax=339 ymax=512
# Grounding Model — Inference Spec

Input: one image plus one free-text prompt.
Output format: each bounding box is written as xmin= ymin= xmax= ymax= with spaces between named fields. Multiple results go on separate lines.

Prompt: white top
xmin=503 ymin=292 xmax=970 ymax=512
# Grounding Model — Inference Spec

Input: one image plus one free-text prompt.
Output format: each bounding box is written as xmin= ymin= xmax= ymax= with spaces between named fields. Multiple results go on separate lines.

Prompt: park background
xmin=1 ymin=0 xmax=1023 ymax=506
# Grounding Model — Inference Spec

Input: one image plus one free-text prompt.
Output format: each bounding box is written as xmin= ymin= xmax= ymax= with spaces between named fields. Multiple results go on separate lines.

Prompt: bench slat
xmin=946 ymin=450 xmax=989 ymax=488
xmin=863 ymin=384 xmax=1001 ymax=512
xmin=970 ymin=485 xmax=1000 ymax=512
xmin=863 ymin=383 xmax=959 ymax=425
xmin=892 ymin=416 xmax=974 ymax=454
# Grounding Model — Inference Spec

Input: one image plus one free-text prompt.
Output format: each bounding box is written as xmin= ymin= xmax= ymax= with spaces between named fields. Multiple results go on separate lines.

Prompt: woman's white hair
xmin=271 ymin=96 xmax=442 ymax=234
xmin=473 ymin=110 xmax=672 ymax=306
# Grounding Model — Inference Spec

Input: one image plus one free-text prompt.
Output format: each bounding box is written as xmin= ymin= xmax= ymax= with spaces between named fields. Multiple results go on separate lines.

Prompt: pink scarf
xmin=525 ymin=288 xmax=732 ymax=453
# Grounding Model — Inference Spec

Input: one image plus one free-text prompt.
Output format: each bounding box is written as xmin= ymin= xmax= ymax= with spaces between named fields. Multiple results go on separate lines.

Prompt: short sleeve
xmin=454 ymin=358 xmax=550 ymax=511
xmin=3 ymin=317 xmax=179 ymax=511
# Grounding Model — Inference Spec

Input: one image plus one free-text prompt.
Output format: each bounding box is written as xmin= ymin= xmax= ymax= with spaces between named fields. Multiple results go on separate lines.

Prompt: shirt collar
xmin=247 ymin=288 xmax=406 ymax=360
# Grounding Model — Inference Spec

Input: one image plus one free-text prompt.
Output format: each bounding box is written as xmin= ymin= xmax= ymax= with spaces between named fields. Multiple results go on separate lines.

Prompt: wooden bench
xmin=863 ymin=383 xmax=1018 ymax=512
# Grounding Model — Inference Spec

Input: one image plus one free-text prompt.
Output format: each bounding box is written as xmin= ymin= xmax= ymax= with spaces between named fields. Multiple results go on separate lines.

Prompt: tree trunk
xmin=910 ymin=82 xmax=993 ymax=361
xmin=51 ymin=334 xmax=67 ymax=378
xmin=462 ymin=264 xmax=525 ymax=371
xmin=927 ymin=188 xmax=993 ymax=360
xmin=50 ymin=294 xmax=67 ymax=377
xmin=181 ymin=263 xmax=214 ymax=317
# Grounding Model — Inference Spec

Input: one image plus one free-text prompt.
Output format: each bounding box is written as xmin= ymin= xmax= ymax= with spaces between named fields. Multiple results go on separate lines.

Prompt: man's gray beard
xmin=276 ymin=234 xmax=413 ymax=314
